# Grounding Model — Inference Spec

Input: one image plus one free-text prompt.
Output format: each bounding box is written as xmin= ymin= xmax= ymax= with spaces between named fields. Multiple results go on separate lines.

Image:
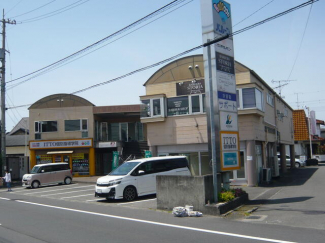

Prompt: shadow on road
xmin=247 ymin=196 xmax=313 ymax=205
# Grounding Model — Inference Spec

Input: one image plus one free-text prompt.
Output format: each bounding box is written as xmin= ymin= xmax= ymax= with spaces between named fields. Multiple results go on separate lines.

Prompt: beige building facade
xmin=140 ymin=54 xmax=294 ymax=186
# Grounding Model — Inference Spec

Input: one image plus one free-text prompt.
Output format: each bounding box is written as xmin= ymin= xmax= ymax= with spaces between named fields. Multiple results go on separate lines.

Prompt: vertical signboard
xmin=201 ymin=0 xmax=239 ymax=172
xmin=112 ymin=151 xmax=119 ymax=171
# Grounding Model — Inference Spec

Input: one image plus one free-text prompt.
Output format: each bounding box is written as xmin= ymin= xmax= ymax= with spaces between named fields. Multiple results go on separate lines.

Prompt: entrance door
xmin=230 ymin=151 xmax=246 ymax=185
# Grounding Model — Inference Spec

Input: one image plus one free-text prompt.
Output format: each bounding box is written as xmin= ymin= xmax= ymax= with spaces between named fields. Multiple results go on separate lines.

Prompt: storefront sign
xmin=30 ymin=139 xmax=92 ymax=149
xmin=98 ymin=142 xmax=117 ymax=148
xmin=220 ymin=132 xmax=239 ymax=151
xmin=176 ymin=79 xmax=205 ymax=96
xmin=215 ymin=38 xmax=234 ymax=57
xmin=167 ymin=96 xmax=189 ymax=116
xmin=216 ymin=52 xmax=235 ymax=74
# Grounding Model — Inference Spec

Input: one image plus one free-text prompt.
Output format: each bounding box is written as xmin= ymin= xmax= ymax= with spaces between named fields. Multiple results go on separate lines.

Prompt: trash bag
xmin=188 ymin=211 xmax=203 ymax=217
xmin=172 ymin=207 xmax=188 ymax=217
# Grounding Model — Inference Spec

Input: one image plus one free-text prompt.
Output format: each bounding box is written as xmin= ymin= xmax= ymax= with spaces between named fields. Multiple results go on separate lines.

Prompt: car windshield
xmin=109 ymin=162 xmax=140 ymax=176
xmin=30 ymin=166 xmax=41 ymax=174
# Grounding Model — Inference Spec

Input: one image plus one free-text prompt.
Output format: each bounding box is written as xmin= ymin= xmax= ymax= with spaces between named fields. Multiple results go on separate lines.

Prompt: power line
xmin=9 ymin=0 xmax=57 ymax=19
xmin=287 ymin=1 xmax=314 ymax=80
xmin=7 ymin=0 xmax=191 ymax=85
xmin=4 ymin=0 xmax=24 ymax=16
xmin=233 ymin=0 xmax=276 ymax=28
xmin=6 ymin=0 xmax=194 ymax=91
xmin=6 ymin=0 xmax=318 ymax=109
xmin=17 ymin=0 xmax=90 ymax=24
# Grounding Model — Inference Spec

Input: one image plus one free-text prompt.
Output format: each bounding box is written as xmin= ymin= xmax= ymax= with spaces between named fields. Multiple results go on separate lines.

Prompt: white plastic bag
xmin=172 ymin=207 xmax=188 ymax=217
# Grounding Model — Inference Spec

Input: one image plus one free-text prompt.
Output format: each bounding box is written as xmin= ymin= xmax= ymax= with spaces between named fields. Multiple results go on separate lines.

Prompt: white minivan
xmin=95 ymin=156 xmax=191 ymax=201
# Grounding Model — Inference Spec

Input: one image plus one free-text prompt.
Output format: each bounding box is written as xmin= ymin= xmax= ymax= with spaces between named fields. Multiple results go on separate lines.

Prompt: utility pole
xmin=294 ymin=92 xmax=303 ymax=109
xmin=1 ymin=10 xmax=16 ymax=175
xmin=305 ymin=106 xmax=313 ymax=159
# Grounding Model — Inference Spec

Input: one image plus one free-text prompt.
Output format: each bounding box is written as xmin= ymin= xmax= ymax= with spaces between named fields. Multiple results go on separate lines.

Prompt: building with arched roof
xmin=28 ymin=94 xmax=148 ymax=177
xmin=140 ymin=54 xmax=294 ymax=186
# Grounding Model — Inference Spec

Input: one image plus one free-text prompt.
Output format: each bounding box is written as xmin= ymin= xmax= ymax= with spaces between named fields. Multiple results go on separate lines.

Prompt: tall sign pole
xmin=1 ymin=10 xmax=16 ymax=175
xmin=201 ymin=0 xmax=240 ymax=202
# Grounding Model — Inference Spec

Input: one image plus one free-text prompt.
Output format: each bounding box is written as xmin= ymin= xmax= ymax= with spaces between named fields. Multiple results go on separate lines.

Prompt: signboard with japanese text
xmin=221 ymin=151 xmax=240 ymax=170
xmin=176 ymin=79 xmax=205 ymax=96
xmin=218 ymin=91 xmax=237 ymax=112
xmin=30 ymin=139 xmax=92 ymax=149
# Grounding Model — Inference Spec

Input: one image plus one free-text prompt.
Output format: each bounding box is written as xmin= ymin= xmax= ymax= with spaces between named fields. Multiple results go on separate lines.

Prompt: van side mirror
xmin=138 ymin=170 xmax=145 ymax=175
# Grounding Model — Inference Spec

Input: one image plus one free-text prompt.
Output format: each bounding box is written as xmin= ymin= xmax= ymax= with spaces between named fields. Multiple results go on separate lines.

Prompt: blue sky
xmin=1 ymin=0 xmax=325 ymax=131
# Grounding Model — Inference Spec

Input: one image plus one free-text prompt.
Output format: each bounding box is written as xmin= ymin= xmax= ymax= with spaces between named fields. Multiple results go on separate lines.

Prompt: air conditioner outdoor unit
xmin=263 ymin=168 xmax=272 ymax=183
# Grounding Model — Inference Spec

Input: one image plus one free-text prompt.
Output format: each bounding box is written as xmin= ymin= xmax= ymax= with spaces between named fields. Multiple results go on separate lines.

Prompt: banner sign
xmin=176 ymin=79 xmax=205 ymax=96
xmin=220 ymin=111 xmax=238 ymax=131
xmin=221 ymin=151 xmax=240 ymax=170
xmin=220 ymin=131 xmax=239 ymax=151
xmin=112 ymin=151 xmax=119 ymax=171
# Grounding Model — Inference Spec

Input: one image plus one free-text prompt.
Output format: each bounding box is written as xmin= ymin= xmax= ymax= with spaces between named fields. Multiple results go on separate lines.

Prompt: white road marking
xmin=15 ymin=200 xmax=296 ymax=243
xmin=118 ymin=198 xmax=157 ymax=205
xmin=41 ymin=189 xmax=94 ymax=197
xmin=85 ymin=199 xmax=106 ymax=202
xmin=24 ymin=185 xmax=94 ymax=195
xmin=60 ymin=194 xmax=94 ymax=199
xmin=0 ymin=197 xmax=10 ymax=200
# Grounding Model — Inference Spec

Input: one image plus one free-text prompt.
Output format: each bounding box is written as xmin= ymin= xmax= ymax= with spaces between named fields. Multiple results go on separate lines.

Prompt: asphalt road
xmin=1 ymin=180 xmax=325 ymax=243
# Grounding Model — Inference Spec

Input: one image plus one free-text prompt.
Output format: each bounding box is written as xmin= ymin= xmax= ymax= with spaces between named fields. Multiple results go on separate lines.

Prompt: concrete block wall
xmin=156 ymin=175 xmax=214 ymax=213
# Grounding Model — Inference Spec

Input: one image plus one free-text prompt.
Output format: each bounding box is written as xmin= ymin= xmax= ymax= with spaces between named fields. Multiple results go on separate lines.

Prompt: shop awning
xmin=47 ymin=151 xmax=73 ymax=154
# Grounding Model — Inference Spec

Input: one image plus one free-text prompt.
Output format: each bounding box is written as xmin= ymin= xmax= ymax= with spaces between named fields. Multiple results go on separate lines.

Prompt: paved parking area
xmin=0 ymin=183 xmax=157 ymax=208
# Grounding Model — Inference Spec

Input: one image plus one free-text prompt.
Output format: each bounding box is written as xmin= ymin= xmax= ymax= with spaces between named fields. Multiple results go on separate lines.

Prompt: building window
xmin=65 ymin=119 xmax=88 ymax=132
xmin=167 ymin=96 xmax=189 ymax=116
xmin=267 ymin=92 xmax=274 ymax=106
xmin=140 ymin=98 xmax=164 ymax=118
xmin=35 ymin=121 xmax=58 ymax=133
xmin=238 ymin=88 xmax=264 ymax=111
xmin=190 ymin=95 xmax=200 ymax=113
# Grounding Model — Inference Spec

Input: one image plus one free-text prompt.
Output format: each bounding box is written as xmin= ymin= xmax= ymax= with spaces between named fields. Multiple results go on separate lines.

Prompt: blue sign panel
xmin=218 ymin=91 xmax=236 ymax=101
xmin=223 ymin=152 xmax=238 ymax=167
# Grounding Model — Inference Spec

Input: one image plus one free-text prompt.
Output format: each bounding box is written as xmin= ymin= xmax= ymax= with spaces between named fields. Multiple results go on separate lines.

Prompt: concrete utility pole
xmin=0 ymin=10 xmax=16 ymax=175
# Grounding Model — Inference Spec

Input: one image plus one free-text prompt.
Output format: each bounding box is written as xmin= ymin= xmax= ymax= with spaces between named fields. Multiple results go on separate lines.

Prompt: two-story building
xmin=28 ymin=94 xmax=147 ymax=176
xmin=140 ymin=54 xmax=294 ymax=186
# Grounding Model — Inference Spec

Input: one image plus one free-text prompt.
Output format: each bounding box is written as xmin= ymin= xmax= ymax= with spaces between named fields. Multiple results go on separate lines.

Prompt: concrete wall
xmin=7 ymin=146 xmax=30 ymax=156
xmin=147 ymin=115 xmax=208 ymax=146
xmin=156 ymin=175 xmax=214 ymax=212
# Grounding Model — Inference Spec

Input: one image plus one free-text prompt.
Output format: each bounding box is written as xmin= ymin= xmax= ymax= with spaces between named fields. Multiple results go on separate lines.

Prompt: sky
xmin=1 ymin=0 xmax=325 ymax=132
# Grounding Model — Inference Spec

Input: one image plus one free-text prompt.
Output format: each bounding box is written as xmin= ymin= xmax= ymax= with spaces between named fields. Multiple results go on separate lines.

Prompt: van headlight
xmin=24 ymin=175 xmax=32 ymax=180
xmin=108 ymin=179 xmax=122 ymax=187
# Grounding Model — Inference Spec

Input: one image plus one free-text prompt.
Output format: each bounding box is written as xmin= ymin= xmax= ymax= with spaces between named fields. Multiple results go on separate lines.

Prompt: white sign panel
xmin=214 ymin=38 xmax=234 ymax=57
xmin=30 ymin=139 xmax=92 ymax=149
xmin=220 ymin=111 xmax=238 ymax=131
xmin=98 ymin=142 xmax=117 ymax=148
xmin=216 ymin=71 xmax=236 ymax=93
xmin=221 ymin=132 xmax=239 ymax=151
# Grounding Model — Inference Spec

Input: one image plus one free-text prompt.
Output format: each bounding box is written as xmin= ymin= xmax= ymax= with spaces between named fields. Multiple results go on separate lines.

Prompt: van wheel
xmin=295 ymin=162 xmax=300 ymax=168
xmin=123 ymin=186 xmax=137 ymax=201
xmin=31 ymin=181 xmax=40 ymax=189
xmin=64 ymin=177 xmax=72 ymax=185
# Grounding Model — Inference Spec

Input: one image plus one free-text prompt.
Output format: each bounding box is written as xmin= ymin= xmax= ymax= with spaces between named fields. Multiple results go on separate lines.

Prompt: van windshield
xmin=109 ymin=162 xmax=140 ymax=176
xmin=30 ymin=166 xmax=41 ymax=174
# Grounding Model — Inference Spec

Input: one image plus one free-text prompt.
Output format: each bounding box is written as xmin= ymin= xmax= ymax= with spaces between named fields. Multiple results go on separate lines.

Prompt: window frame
xmin=34 ymin=121 xmax=58 ymax=133
xmin=237 ymin=88 xmax=264 ymax=111
xmin=64 ymin=119 xmax=88 ymax=132
xmin=140 ymin=98 xmax=165 ymax=118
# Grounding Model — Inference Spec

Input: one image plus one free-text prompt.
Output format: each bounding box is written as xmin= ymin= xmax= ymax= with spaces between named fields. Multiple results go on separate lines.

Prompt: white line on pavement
xmin=41 ymin=189 xmax=94 ymax=197
xmin=15 ymin=200 xmax=296 ymax=243
xmin=24 ymin=185 xmax=94 ymax=195
xmin=117 ymin=198 xmax=156 ymax=205
xmin=61 ymin=194 xmax=94 ymax=199
xmin=0 ymin=197 xmax=10 ymax=200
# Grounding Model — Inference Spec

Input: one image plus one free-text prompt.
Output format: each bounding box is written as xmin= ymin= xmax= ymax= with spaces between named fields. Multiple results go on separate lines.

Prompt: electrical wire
xmin=9 ymin=0 xmax=57 ymax=19
xmin=5 ymin=0 xmax=318 ymax=109
xmin=233 ymin=0 xmax=276 ymax=28
xmin=4 ymin=0 xmax=25 ymax=16
xmin=6 ymin=0 xmax=194 ymax=91
xmin=286 ymin=1 xmax=314 ymax=80
xmin=7 ymin=0 xmax=191 ymax=84
xmin=17 ymin=0 xmax=90 ymax=24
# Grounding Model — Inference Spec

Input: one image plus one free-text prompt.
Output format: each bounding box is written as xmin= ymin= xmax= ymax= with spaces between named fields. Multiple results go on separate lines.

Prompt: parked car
xmin=22 ymin=163 xmax=73 ymax=188
xmin=95 ymin=156 xmax=191 ymax=201
xmin=277 ymin=154 xmax=306 ymax=168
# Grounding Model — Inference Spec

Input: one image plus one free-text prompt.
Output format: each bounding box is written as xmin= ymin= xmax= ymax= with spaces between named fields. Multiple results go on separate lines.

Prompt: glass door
xmin=230 ymin=151 xmax=246 ymax=185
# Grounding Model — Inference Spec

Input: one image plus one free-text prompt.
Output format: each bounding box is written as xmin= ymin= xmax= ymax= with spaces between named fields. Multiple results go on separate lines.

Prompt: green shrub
xmin=218 ymin=191 xmax=235 ymax=202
